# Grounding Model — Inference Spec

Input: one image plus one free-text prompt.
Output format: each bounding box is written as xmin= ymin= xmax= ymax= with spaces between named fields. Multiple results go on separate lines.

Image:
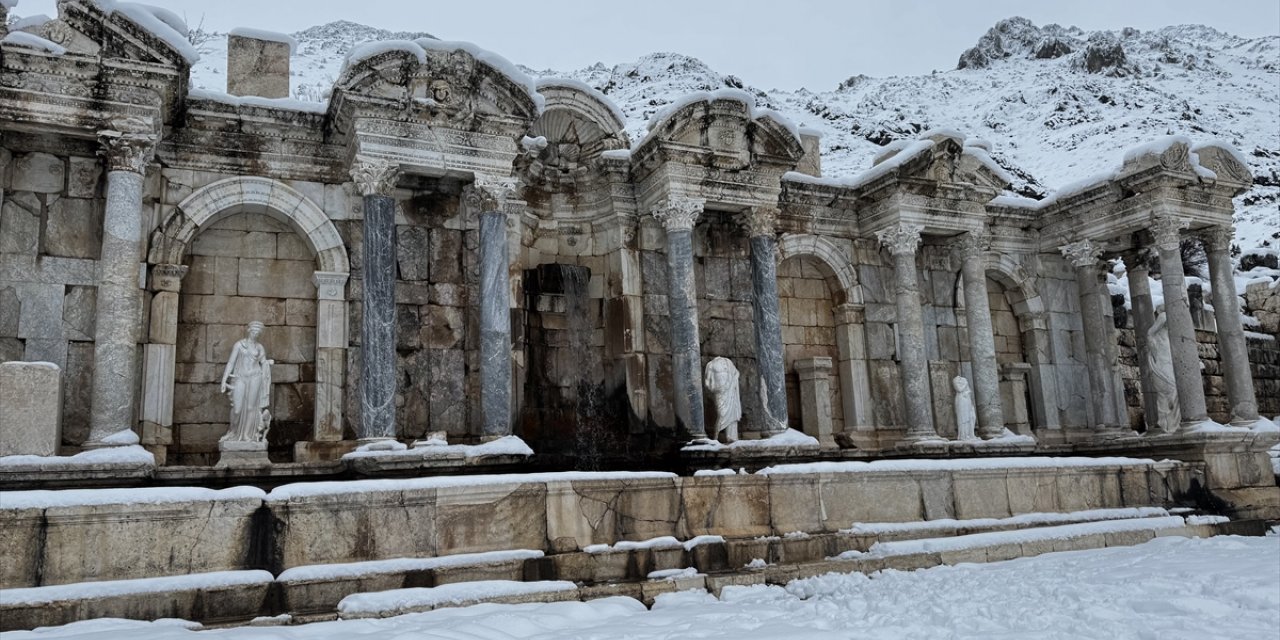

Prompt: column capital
xmin=149 ymin=264 xmax=188 ymax=292
xmin=743 ymin=206 xmax=779 ymax=238
xmin=313 ymin=271 xmax=350 ymax=301
xmin=349 ymin=157 xmax=400 ymax=197
xmin=1058 ymin=239 xmax=1102 ymax=268
xmin=650 ymin=196 xmax=704 ymax=232
xmin=1199 ymin=225 xmax=1235 ymax=253
xmin=464 ymin=176 xmax=519 ymax=214
xmin=1149 ymin=214 xmax=1190 ymax=250
xmin=950 ymin=228 xmax=989 ymax=261
xmin=98 ymin=131 xmax=156 ymax=174
xmin=876 ymin=222 xmax=924 ymax=256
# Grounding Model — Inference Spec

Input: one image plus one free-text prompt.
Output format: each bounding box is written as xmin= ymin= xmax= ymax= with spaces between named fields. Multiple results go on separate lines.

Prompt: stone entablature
xmin=0 ymin=3 xmax=1271 ymax=464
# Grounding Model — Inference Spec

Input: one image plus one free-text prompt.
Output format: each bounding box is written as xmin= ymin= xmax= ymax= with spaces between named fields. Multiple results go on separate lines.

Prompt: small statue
xmin=219 ymin=321 xmax=274 ymax=443
xmin=953 ymin=376 xmax=979 ymax=441
xmin=703 ymin=357 xmax=741 ymax=443
xmin=1146 ymin=312 xmax=1181 ymax=432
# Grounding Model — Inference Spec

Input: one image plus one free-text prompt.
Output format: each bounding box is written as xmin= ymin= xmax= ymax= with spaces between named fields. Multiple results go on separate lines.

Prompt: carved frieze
xmin=651 ymin=196 xmax=705 ymax=232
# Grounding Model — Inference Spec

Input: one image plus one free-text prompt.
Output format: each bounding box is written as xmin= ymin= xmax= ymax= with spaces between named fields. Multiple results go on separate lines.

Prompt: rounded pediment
xmin=638 ymin=88 xmax=804 ymax=168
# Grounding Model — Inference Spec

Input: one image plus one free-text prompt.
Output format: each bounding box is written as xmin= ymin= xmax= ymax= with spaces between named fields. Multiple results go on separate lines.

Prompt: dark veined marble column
xmin=744 ymin=207 xmax=788 ymax=436
xmin=467 ymin=179 xmax=518 ymax=439
xmin=350 ymin=158 xmax=400 ymax=442
xmin=877 ymin=223 xmax=939 ymax=442
xmin=652 ymin=197 xmax=708 ymax=440
xmin=86 ymin=131 xmax=156 ymax=447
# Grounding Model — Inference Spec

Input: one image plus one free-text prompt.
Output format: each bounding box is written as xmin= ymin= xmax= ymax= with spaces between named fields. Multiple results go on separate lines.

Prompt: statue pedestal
xmin=216 ymin=440 xmax=270 ymax=468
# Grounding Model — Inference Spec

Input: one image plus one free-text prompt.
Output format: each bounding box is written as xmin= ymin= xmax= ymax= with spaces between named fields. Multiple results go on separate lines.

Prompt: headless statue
xmin=954 ymin=376 xmax=979 ymax=441
xmin=1146 ymin=312 xmax=1181 ymax=432
xmin=703 ymin=356 xmax=741 ymax=443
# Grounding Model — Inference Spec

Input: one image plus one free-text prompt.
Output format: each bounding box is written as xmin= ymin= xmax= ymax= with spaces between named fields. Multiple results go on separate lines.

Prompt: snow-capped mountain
xmin=183 ymin=17 xmax=1278 ymax=247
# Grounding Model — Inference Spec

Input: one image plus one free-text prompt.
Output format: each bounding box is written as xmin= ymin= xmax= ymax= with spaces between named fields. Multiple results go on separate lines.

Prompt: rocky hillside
xmin=179 ymin=17 xmax=1278 ymax=248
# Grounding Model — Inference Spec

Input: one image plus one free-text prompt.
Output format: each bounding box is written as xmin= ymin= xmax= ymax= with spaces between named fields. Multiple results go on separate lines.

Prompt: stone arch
xmin=983 ymin=253 xmax=1045 ymax=323
xmin=777 ymin=233 xmax=860 ymax=305
xmin=151 ymin=177 xmax=349 ymax=274
xmin=982 ymin=252 xmax=1057 ymax=430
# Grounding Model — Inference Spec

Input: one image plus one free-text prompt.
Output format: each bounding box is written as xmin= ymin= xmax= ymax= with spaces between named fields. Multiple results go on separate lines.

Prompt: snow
xmin=841 ymin=507 xmax=1172 ymax=535
xmin=1 ymin=31 xmax=67 ymax=55
xmin=0 ymin=570 xmax=273 ymax=606
xmin=0 ymin=485 xmax=264 ymax=510
xmin=535 ymin=77 xmax=628 ymax=127
xmin=187 ymin=88 xmax=329 ymax=114
xmin=228 ymin=27 xmax=298 ymax=53
xmin=337 ymin=580 xmax=578 ymax=617
xmin=584 ymin=535 xmax=723 ymax=554
xmin=266 ymin=471 xmax=675 ymax=502
xmin=854 ymin=515 xmax=1190 ymax=557
xmin=0 ymin=444 xmax=154 ymax=469
xmin=13 ymin=535 xmax=1275 ymax=640
xmin=343 ymin=435 xmax=534 ymax=460
xmin=682 ymin=428 xmax=820 ymax=452
xmin=0 ymin=0 xmax=20 ymax=10
xmin=276 ymin=550 xmax=544 ymax=583
xmin=86 ymin=1 xmax=200 ymax=64
xmin=101 ymin=430 xmax=140 ymax=446
xmin=9 ymin=13 xmax=50 ymax=29
xmin=758 ymin=455 xmax=1159 ymax=475
xmin=647 ymin=567 xmax=701 ymax=580
xmin=636 ymin=87 xmax=801 ymax=149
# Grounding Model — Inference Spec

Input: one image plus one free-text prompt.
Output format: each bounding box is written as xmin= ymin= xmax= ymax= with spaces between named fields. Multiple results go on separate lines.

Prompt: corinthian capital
xmin=950 ymin=228 xmax=989 ymax=261
xmin=1058 ymin=239 xmax=1102 ymax=268
xmin=463 ymin=176 xmax=518 ymax=214
xmin=98 ymin=131 xmax=156 ymax=174
xmin=1199 ymin=225 xmax=1234 ymax=253
xmin=1149 ymin=214 xmax=1190 ymax=251
xmin=349 ymin=157 xmax=400 ymax=197
xmin=876 ymin=223 xmax=924 ymax=256
xmin=743 ymin=206 xmax=779 ymax=238
xmin=650 ymin=196 xmax=704 ymax=232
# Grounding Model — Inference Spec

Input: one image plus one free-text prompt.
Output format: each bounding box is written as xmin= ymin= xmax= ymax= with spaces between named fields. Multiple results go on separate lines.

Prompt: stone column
xmin=313 ymin=271 xmax=349 ymax=442
xmin=1123 ymin=253 xmax=1162 ymax=432
xmin=467 ymin=180 xmax=517 ymax=439
xmin=139 ymin=264 xmax=187 ymax=460
xmin=834 ymin=302 xmax=874 ymax=431
xmin=651 ymin=197 xmax=707 ymax=439
xmin=877 ymin=223 xmax=938 ymax=442
xmin=1202 ymin=226 xmax=1260 ymax=425
xmin=350 ymin=158 xmax=400 ymax=443
xmin=1151 ymin=215 xmax=1210 ymax=426
xmin=1059 ymin=240 xmax=1119 ymax=428
xmin=794 ymin=357 xmax=834 ymax=445
xmin=952 ymin=230 xmax=1004 ymax=438
xmin=86 ymin=131 xmax=155 ymax=447
xmin=744 ymin=207 xmax=788 ymax=436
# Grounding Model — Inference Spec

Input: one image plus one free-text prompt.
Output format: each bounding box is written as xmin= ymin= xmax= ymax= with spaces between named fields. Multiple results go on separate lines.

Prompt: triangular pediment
xmin=51 ymin=0 xmax=193 ymax=69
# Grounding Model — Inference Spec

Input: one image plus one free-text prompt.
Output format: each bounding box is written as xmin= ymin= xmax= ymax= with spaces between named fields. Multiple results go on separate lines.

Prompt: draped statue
xmin=954 ymin=376 xmax=979 ymax=441
xmin=1146 ymin=312 xmax=1181 ymax=432
xmin=219 ymin=321 xmax=274 ymax=443
xmin=703 ymin=356 xmax=741 ymax=443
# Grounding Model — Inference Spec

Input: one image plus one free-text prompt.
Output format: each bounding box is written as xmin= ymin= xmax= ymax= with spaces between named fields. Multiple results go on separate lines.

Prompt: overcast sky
xmin=13 ymin=0 xmax=1280 ymax=89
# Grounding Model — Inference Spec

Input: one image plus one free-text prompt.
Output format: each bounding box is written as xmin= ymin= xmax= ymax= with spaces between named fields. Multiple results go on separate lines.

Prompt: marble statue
xmin=703 ymin=356 xmax=741 ymax=443
xmin=953 ymin=376 xmax=979 ymax=441
xmin=219 ymin=321 xmax=274 ymax=443
xmin=1146 ymin=312 xmax=1181 ymax=432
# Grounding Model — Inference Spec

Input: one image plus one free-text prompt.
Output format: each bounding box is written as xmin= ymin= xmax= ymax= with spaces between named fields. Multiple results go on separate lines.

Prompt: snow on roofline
xmin=535 ymin=77 xmax=628 ymax=129
xmin=636 ymin=87 xmax=802 ymax=151
xmin=229 ymin=26 xmax=298 ymax=54
xmin=84 ymin=0 xmax=199 ymax=64
xmin=1 ymin=30 xmax=67 ymax=55
xmin=9 ymin=13 xmax=51 ymax=29
xmin=188 ymin=88 xmax=330 ymax=114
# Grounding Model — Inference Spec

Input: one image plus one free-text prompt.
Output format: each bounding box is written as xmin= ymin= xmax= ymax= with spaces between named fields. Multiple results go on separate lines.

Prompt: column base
xmin=355 ymin=437 xmax=407 ymax=452
xmin=81 ymin=429 xmax=141 ymax=450
xmin=294 ymin=440 xmax=359 ymax=462
xmin=215 ymin=441 xmax=270 ymax=468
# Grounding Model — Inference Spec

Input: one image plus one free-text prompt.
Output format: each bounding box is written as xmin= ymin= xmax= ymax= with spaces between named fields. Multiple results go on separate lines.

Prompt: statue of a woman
xmin=219 ymin=321 xmax=274 ymax=443
xmin=1146 ymin=312 xmax=1181 ymax=432
xmin=953 ymin=376 xmax=979 ymax=441
xmin=703 ymin=357 xmax=741 ymax=443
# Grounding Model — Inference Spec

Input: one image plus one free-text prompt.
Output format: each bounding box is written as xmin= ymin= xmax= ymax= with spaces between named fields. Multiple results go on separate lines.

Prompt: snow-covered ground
xmin=7 ymin=534 xmax=1277 ymax=639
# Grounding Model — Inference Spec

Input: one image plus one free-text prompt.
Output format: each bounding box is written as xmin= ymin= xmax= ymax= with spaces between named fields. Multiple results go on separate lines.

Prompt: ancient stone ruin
xmin=0 ymin=2 xmax=1277 ymax=633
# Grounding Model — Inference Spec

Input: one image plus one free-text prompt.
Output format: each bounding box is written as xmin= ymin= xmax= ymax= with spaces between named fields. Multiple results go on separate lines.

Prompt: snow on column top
xmin=340 ymin=38 xmax=544 ymax=112
xmin=229 ymin=26 xmax=298 ymax=54
xmin=85 ymin=0 xmax=199 ymax=64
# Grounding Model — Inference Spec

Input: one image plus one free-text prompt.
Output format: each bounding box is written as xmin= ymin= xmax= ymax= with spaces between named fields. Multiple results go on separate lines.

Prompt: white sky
xmin=11 ymin=0 xmax=1280 ymax=89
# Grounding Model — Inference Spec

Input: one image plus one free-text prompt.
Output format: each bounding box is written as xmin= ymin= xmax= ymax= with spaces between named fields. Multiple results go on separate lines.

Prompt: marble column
xmin=834 ymin=302 xmax=875 ymax=431
xmin=86 ymin=132 xmax=156 ymax=447
xmin=350 ymin=158 xmax=400 ymax=442
xmin=795 ymin=356 xmax=834 ymax=444
xmin=744 ymin=207 xmax=788 ymax=436
xmin=877 ymin=223 xmax=938 ymax=442
xmin=1123 ymin=253 xmax=1162 ymax=432
xmin=469 ymin=180 xmax=517 ymax=439
xmin=1059 ymin=240 xmax=1118 ymax=429
xmin=652 ymin=197 xmax=707 ymax=439
xmin=139 ymin=264 xmax=188 ymax=458
xmin=1202 ymin=226 xmax=1259 ymax=425
xmin=1151 ymin=215 xmax=1210 ymax=426
xmin=953 ymin=230 xmax=1004 ymax=439
xmin=313 ymin=271 xmax=349 ymax=442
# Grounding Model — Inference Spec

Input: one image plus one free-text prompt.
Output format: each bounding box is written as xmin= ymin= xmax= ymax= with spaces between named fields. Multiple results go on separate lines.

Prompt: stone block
xmin=434 ymin=483 xmax=548 ymax=556
xmin=11 ymin=153 xmax=64 ymax=193
xmin=821 ymin=473 xmax=922 ymax=529
xmin=44 ymin=197 xmax=102 ymax=259
xmin=1006 ymin=470 xmax=1059 ymax=514
xmin=615 ymin=477 xmax=681 ymax=541
xmin=918 ymin=473 xmax=956 ymax=520
xmin=227 ymin=33 xmax=291 ymax=98
xmin=238 ymin=258 xmax=317 ymax=299
xmin=0 ymin=361 xmax=63 ymax=456
xmin=62 ymin=286 xmax=96 ymax=341
xmin=952 ymin=472 xmax=1012 ymax=519
xmin=680 ymin=475 xmax=772 ymax=538
xmin=65 ymin=157 xmax=102 ymax=198
xmin=0 ymin=192 xmax=40 ymax=255
xmin=1057 ymin=470 xmax=1106 ymax=512
xmin=183 ymin=296 xmax=287 ymax=328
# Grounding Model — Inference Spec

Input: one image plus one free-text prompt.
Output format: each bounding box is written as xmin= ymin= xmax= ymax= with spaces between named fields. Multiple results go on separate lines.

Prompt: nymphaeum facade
xmin=0 ymin=1 xmax=1270 ymax=465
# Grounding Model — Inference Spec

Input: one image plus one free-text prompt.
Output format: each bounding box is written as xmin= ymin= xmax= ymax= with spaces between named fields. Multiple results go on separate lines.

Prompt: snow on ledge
xmin=88 ymin=0 xmax=199 ymax=64
xmin=584 ymin=534 xmax=724 ymax=554
xmin=841 ymin=507 xmax=1171 ymax=535
xmin=637 ymin=87 xmax=801 ymax=150
xmin=757 ymin=456 xmax=1163 ymax=475
xmin=340 ymin=38 xmax=544 ymax=112
xmin=343 ymin=435 xmax=534 ymax=460
xmin=847 ymin=515 xmax=1191 ymax=558
xmin=0 ymin=444 xmax=153 ymax=470
xmin=188 ymin=88 xmax=330 ymax=114
xmin=1 ymin=31 xmax=67 ymax=55
xmin=535 ymin=77 xmax=627 ymax=128
xmin=337 ymin=580 xmax=577 ymax=617
xmin=266 ymin=470 xmax=677 ymax=502
xmin=0 ymin=570 xmax=273 ymax=606
xmin=277 ymin=549 xmax=544 ymax=583
xmin=228 ymin=27 xmax=298 ymax=53
xmin=1 ymin=485 xmax=265 ymax=511
xmin=683 ymin=428 xmax=820 ymax=452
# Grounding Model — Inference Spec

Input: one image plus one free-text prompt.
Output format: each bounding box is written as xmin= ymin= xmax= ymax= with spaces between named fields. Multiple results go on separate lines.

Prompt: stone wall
xmin=778 ymin=255 xmax=844 ymax=432
xmin=174 ymin=213 xmax=319 ymax=464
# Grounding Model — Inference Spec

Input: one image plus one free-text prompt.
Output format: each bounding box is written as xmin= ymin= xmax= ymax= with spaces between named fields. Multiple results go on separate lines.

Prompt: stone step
xmin=336 ymin=580 xmax=580 ymax=619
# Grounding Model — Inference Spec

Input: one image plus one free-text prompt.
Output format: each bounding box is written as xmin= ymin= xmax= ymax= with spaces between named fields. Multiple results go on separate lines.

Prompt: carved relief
xmin=1149 ymin=214 xmax=1190 ymax=250
xmin=876 ymin=223 xmax=924 ymax=256
xmin=743 ymin=206 xmax=779 ymax=238
xmin=1058 ymin=239 xmax=1102 ymax=268
xmin=349 ymin=157 xmax=400 ymax=197
xmin=651 ymin=196 xmax=705 ymax=232
xmin=1199 ymin=225 xmax=1235 ymax=253
xmin=98 ymin=131 xmax=156 ymax=174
